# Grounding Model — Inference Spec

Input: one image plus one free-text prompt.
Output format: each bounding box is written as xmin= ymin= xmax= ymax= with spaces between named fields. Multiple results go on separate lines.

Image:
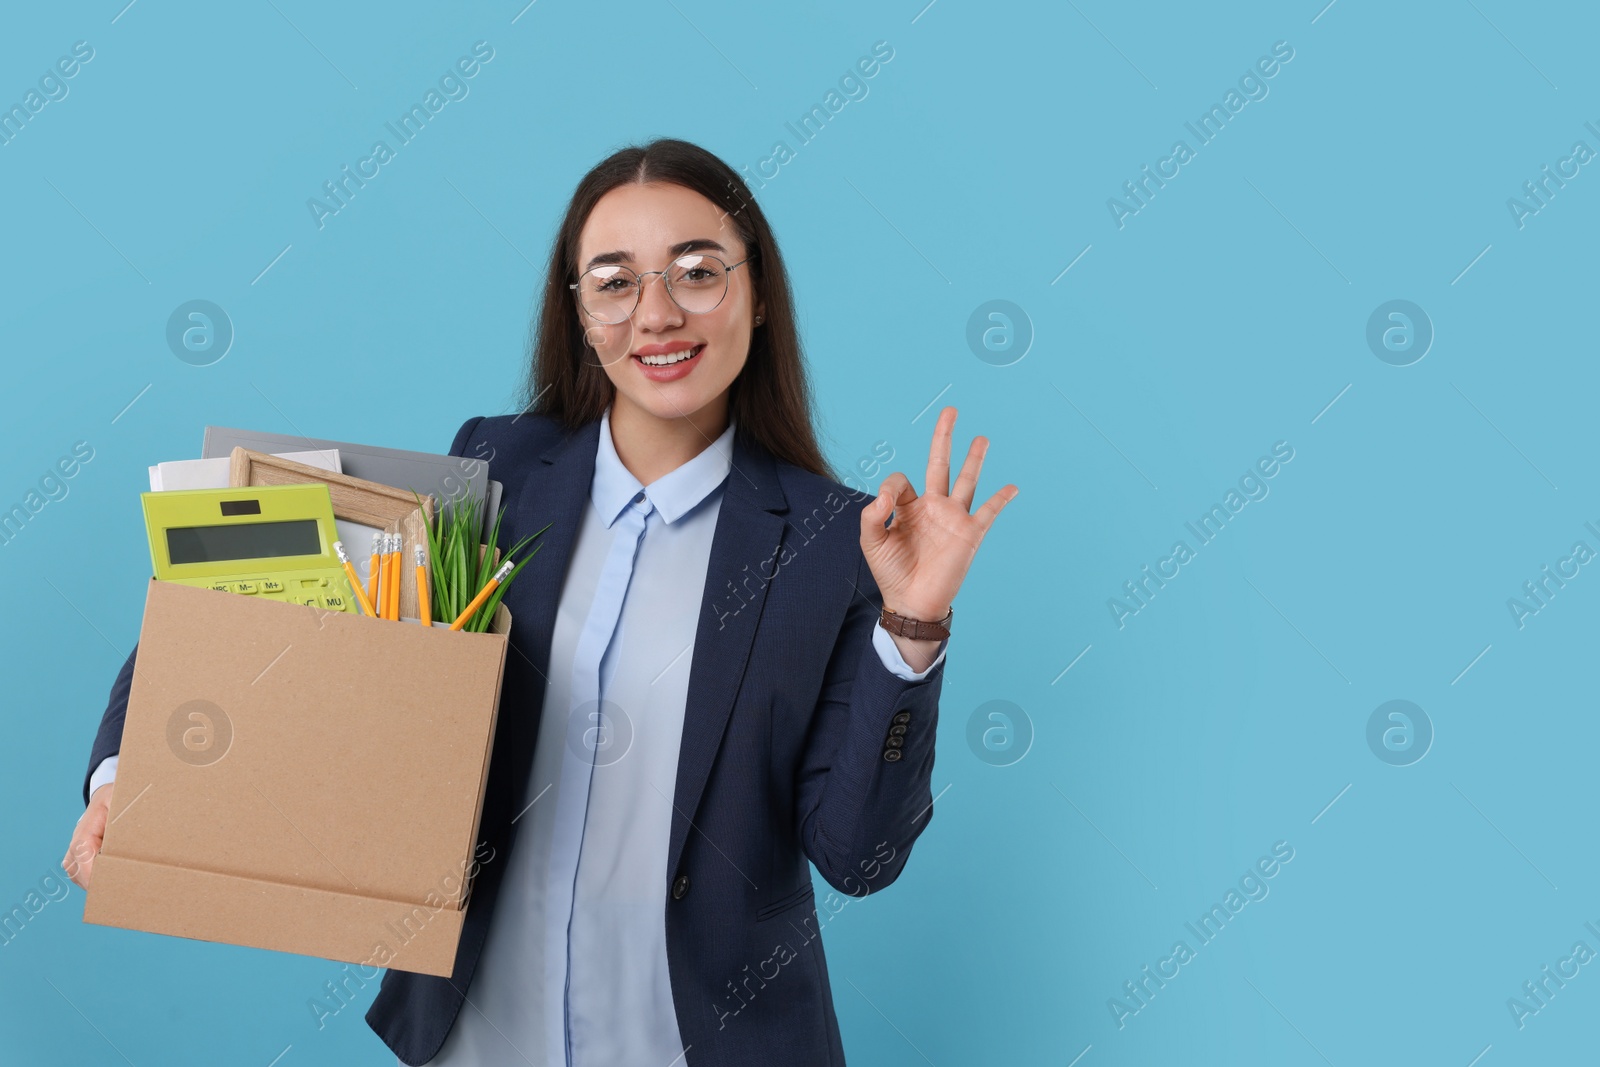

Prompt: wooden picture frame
xmin=228 ymin=447 xmax=436 ymax=621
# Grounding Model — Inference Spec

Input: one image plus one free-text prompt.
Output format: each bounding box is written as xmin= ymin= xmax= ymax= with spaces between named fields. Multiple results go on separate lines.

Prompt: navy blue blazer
xmin=84 ymin=412 xmax=946 ymax=1066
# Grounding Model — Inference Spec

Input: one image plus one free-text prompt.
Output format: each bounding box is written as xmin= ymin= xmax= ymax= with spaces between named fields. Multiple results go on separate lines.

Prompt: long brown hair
xmin=519 ymin=138 xmax=834 ymax=481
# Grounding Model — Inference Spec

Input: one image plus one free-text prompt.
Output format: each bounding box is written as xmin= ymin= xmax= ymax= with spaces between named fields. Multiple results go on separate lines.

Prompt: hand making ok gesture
xmin=859 ymin=406 xmax=1019 ymax=623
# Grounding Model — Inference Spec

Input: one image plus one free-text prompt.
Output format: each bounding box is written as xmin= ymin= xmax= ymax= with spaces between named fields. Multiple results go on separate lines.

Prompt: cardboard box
xmin=83 ymin=578 xmax=510 ymax=977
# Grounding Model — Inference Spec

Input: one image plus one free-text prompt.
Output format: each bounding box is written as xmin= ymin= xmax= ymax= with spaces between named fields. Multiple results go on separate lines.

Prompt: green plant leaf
xmin=405 ymin=483 xmax=554 ymax=631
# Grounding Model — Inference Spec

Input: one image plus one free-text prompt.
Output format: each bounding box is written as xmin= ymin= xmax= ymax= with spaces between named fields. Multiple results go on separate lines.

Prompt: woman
xmin=71 ymin=138 xmax=1016 ymax=1066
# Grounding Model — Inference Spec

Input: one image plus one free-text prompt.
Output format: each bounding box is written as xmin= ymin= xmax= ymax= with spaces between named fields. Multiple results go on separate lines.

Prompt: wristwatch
xmin=878 ymin=604 xmax=953 ymax=641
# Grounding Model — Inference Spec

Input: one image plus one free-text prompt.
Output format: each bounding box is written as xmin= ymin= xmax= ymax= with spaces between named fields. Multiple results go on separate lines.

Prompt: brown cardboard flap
xmin=85 ymin=853 xmax=465 ymax=977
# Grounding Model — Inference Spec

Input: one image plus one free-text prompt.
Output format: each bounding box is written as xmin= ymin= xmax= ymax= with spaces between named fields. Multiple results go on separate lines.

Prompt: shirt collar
xmin=592 ymin=404 xmax=736 ymax=528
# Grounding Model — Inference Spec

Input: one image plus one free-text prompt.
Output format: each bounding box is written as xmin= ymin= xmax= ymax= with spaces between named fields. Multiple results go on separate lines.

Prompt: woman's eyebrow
xmin=582 ymin=238 xmax=728 ymax=271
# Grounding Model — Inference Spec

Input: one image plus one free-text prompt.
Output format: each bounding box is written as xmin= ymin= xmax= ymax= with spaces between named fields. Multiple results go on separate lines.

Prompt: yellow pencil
xmin=367 ymin=533 xmax=382 ymax=610
xmin=374 ymin=534 xmax=387 ymax=620
xmin=385 ymin=533 xmax=401 ymax=620
xmin=450 ymin=559 xmax=514 ymax=631
xmin=333 ymin=540 xmax=378 ymax=618
xmin=390 ymin=533 xmax=405 ymax=621
xmin=414 ymin=544 xmax=431 ymax=625
xmin=379 ymin=534 xmax=392 ymax=621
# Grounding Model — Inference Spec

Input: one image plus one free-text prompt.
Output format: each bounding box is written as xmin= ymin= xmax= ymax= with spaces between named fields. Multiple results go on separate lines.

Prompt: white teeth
xmin=638 ymin=346 xmax=699 ymax=366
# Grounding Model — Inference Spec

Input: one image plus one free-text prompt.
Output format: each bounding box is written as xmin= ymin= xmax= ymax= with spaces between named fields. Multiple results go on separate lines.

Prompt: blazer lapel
xmin=501 ymin=418 xmax=601 ymax=817
xmin=666 ymin=432 xmax=788 ymax=885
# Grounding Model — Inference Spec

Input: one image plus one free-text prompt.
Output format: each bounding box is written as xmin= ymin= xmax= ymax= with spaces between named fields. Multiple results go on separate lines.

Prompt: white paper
xmin=147 ymin=450 xmax=343 ymax=492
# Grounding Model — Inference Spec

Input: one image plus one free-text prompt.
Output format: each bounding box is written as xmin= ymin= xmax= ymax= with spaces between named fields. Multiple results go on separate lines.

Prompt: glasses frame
xmin=569 ymin=253 xmax=756 ymax=325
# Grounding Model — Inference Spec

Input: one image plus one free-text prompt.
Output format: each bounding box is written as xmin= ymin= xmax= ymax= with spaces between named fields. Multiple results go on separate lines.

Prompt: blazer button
xmin=892 ymin=711 xmax=911 ymax=725
xmin=672 ymin=874 xmax=690 ymax=900
xmin=883 ymin=748 xmax=902 ymax=762
xmin=889 ymin=724 xmax=907 ymax=737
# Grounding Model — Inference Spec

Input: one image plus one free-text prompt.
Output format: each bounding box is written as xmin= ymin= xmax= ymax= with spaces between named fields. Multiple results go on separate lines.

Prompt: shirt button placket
xmin=551 ymin=488 xmax=654 ymax=1065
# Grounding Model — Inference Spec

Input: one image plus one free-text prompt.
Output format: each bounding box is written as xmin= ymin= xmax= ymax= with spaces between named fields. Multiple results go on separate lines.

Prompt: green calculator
xmin=141 ymin=483 xmax=360 ymax=613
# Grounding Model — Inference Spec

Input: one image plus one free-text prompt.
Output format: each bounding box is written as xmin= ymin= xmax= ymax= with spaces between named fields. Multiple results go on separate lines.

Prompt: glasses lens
xmin=579 ymin=265 xmax=638 ymax=323
xmin=667 ymin=254 xmax=729 ymax=314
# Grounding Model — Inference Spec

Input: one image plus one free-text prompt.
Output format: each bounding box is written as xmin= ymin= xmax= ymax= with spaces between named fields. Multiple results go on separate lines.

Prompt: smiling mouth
xmin=634 ymin=344 xmax=704 ymax=366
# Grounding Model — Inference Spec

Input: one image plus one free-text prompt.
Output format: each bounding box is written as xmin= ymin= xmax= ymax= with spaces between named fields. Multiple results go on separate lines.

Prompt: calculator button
xmin=323 ymin=595 xmax=346 ymax=610
xmin=209 ymin=582 xmax=232 ymax=593
xmin=299 ymin=596 xmax=321 ymax=607
xmin=260 ymin=579 xmax=284 ymax=593
xmin=235 ymin=581 xmax=258 ymax=594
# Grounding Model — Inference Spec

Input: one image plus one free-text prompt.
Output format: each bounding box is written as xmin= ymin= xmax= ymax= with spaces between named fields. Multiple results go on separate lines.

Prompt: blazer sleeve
xmin=81 ymin=415 xmax=490 ymax=807
xmin=794 ymin=538 xmax=946 ymax=897
xmin=82 ymin=646 xmax=138 ymax=806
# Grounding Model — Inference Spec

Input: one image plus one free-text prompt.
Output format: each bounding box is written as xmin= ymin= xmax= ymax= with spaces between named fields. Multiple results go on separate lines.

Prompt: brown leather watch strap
xmin=878 ymin=605 xmax=953 ymax=641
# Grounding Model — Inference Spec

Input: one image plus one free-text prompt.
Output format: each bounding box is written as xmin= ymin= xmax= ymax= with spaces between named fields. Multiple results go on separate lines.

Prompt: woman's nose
xmin=634 ymin=272 xmax=684 ymax=330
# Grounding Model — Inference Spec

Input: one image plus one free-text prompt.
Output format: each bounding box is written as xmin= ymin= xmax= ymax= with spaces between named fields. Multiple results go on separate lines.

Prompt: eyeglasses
xmin=569 ymin=253 xmax=754 ymax=325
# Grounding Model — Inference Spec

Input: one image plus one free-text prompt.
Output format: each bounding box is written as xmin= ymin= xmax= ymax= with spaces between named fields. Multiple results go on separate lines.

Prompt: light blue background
xmin=3 ymin=1 xmax=1596 ymax=1064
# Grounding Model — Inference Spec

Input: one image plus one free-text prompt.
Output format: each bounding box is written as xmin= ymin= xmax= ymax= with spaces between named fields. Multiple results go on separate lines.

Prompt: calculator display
xmin=166 ymin=519 xmax=321 ymax=565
